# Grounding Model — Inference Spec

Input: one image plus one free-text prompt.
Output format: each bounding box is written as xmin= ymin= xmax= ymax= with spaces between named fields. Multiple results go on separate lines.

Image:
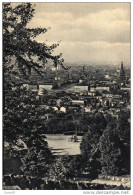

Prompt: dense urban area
xmin=3 ymin=3 xmax=130 ymax=190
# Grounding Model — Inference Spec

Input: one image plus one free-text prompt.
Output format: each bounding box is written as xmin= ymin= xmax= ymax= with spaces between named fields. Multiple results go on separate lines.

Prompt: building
xmin=22 ymin=84 xmax=38 ymax=92
xmin=56 ymin=99 xmax=61 ymax=106
xmin=52 ymin=106 xmax=58 ymax=111
xmin=90 ymin=87 xmax=96 ymax=92
xmin=88 ymin=91 xmax=95 ymax=96
xmin=71 ymin=100 xmax=85 ymax=106
xmin=118 ymin=61 xmax=126 ymax=83
xmin=39 ymin=84 xmax=53 ymax=91
xmin=74 ymin=85 xmax=89 ymax=92
xmin=28 ymin=84 xmax=38 ymax=92
xmin=60 ymin=107 xmax=67 ymax=113
xmin=85 ymin=106 xmax=92 ymax=112
xmin=96 ymin=86 xmax=110 ymax=92
xmin=120 ymin=87 xmax=130 ymax=91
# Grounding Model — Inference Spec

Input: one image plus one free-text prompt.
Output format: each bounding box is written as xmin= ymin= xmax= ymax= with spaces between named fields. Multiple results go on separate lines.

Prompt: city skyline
xmin=24 ymin=2 xmax=131 ymax=65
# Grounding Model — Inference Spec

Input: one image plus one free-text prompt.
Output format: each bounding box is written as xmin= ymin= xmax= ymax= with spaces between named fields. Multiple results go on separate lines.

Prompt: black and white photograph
xmin=2 ymin=1 xmax=131 ymax=191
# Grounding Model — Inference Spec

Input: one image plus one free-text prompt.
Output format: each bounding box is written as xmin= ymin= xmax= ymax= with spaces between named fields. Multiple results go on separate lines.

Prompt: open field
xmin=45 ymin=134 xmax=82 ymax=155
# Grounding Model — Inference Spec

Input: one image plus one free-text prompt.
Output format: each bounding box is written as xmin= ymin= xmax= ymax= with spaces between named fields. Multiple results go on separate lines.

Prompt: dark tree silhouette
xmin=98 ymin=112 xmax=130 ymax=176
xmin=3 ymin=3 xmax=63 ymax=183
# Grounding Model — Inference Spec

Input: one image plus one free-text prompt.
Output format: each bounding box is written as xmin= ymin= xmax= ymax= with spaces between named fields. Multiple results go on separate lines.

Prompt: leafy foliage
xmin=3 ymin=3 xmax=63 ymax=79
xmin=98 ymin=129 xmax=123 ymax=176
xmin=3 ymin=82 xmax=53 ymax=177
xmin=80 ymin=111 xmax=130 ymax=176
xmin=117 ymin=111 xmax=130 ymax=145
xmin=3 ymin=2 xmax=64 ymax=179
xmin=4 ymin=84 xmax=42 ymax=140
xmin=21 ymin=134 xmax=52 ymax=177
xmin=98 ymin=112 xmax=130 ymax=176
xmin=80 ymin=112 xmax=107 ymax=159
xmin=49 ymin=155 xmax=83 ymax=180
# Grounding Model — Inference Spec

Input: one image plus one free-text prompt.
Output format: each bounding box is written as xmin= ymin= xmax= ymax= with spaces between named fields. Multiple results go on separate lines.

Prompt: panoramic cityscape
xmin=3 ymin=2 xmax=130 ymax=191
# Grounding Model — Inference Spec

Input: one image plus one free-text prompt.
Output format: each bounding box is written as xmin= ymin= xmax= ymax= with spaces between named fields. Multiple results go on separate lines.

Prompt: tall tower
xmin=79 ymin=65 xmax=86 ymax=83
xmin=118 ymin=61 xmax=126 ymax=82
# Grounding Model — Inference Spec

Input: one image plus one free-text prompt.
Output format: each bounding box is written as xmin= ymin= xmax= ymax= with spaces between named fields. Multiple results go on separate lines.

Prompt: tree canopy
xmin=3 ymin=2 xmax=60 ymax=180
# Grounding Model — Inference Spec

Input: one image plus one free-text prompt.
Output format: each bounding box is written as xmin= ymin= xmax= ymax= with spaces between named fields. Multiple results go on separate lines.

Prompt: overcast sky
xmin=27 ymin=3 xmax=130 ymax=65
